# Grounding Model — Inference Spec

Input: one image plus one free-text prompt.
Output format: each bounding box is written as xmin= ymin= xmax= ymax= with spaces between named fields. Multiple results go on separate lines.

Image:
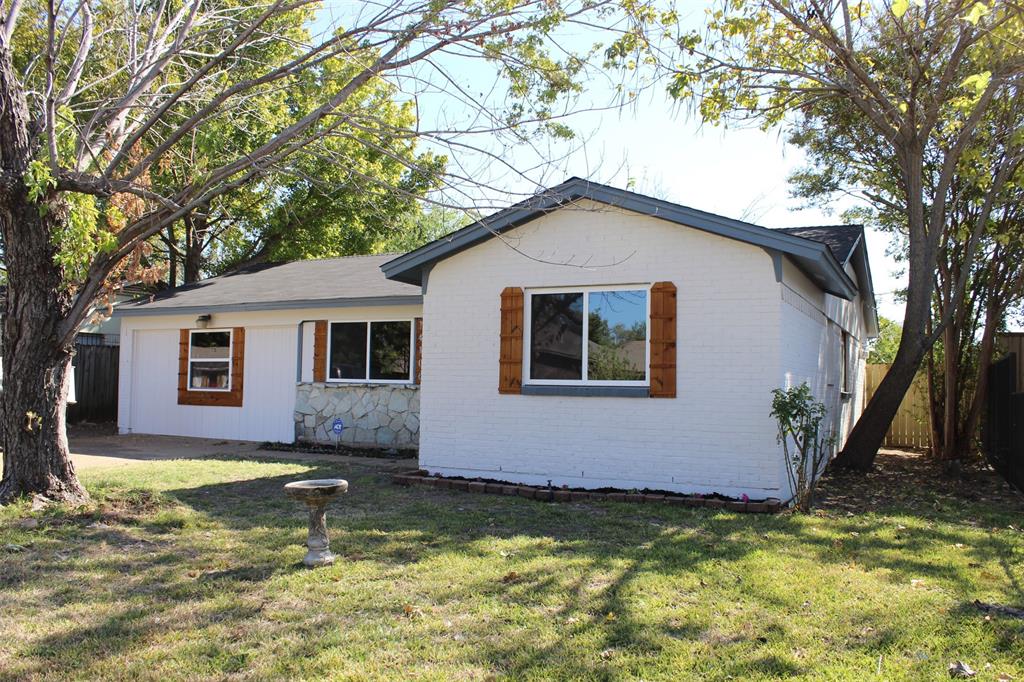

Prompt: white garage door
xmin=128 ymin=325 xmax=296 ymax=442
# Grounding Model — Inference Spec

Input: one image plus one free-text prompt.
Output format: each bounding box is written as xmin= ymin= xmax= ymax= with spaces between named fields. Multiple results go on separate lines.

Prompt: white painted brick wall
xmin=777 ymin=259 xmax=869 ymax=496
xmin=419 ymin=200 xmax=786 ymax=498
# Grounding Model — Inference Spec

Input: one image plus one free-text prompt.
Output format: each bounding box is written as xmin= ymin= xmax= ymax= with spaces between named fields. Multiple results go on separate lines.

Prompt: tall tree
xmin=614 ymin=0 xmax=1024 ymax=469
xmin=0 ymin=0 xmax=631 ymax=503
xmin=867 ymin=317 xmax=902 ymax=364
xmin=786 ymin=31 xmax=1024 ymax=468
xmin=152 ymin=40 xmax=446 ymax=283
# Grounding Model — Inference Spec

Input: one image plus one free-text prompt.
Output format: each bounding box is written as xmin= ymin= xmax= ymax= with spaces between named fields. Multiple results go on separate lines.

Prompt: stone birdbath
xmin=284 ymin=479 xmax=348 ymax=568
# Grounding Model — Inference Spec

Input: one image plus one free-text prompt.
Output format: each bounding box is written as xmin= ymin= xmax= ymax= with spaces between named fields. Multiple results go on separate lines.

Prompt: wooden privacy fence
xmin=864 ymin=363 xmax=932 ymax=449
xmin=67 ymin=343 xmax=119 ymax=423
xmin=983 ymin=354 xmax=1024 ymax=493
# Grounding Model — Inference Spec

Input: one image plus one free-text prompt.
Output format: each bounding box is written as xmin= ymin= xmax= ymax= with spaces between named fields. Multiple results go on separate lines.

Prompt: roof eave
xmin=115 ymin=294 xmax=424 ymax=317
xmin=383 ymin=178 xmax=859 ymax=300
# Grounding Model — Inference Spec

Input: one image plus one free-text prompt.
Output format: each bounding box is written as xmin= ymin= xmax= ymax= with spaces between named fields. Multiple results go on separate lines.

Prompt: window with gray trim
xmin=528 ymin=287 xmax=648 ymax=384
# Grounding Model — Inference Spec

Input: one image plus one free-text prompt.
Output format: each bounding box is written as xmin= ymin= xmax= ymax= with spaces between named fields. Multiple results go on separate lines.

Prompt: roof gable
xmin=382 ymin=177 xmax=859 ymax=300
xmin=775 ymin=225 xmax=862 ymax=265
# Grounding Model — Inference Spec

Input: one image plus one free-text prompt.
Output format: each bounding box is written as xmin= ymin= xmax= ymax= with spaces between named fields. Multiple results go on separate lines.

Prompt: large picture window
xmin=188 ymin=330 xmax=232 ymax=391
xmin=328 ymin=320 xmax=413 ymax=382
xmin=527 ymin=287 xmax=648 ymax=385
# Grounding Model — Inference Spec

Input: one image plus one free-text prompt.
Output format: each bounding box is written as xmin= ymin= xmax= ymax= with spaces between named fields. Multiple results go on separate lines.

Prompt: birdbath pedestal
xmin=284 ymin=479 xmax=348 ymax=567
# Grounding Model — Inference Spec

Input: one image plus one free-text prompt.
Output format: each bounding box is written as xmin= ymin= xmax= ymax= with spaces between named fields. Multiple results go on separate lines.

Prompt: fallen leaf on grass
xmin=948 ymin=661 xmax=976 ymax=678
xmin=501 ymin=571 xmax=520 ymax=584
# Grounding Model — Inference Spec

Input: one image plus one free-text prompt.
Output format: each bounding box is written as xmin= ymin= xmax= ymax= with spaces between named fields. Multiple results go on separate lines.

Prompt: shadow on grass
xmin=6 ymin=452 xmax=1024 ymax=679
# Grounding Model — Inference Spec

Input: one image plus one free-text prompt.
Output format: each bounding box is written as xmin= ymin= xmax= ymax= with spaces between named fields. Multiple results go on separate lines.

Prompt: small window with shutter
xmin=178 ymin=327 xmax=245 ymax=407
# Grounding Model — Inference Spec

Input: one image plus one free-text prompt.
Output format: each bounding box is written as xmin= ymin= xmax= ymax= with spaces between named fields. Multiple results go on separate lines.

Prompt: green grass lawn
xmin=1 ymin=452 xmax=1022 ymax=681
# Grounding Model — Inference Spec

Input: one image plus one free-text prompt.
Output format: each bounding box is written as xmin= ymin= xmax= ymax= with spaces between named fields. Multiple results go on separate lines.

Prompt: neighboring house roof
xmin=117 ymin=254 xmax=421 ymax=316
xmin=381 ymin=177 xmax=860 ymax=300
xmin=775 ymin=225 xmax=863 ymax=265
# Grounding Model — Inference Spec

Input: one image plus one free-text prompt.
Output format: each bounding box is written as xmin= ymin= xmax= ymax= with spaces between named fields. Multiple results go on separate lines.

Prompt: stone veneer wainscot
xmin=294 ymin=383 xmax=420 ymax=448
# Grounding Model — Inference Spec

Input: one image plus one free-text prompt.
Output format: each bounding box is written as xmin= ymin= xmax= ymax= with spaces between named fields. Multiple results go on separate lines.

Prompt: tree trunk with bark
xmin=183 ymin=211 xmax=209 ymax=284
xmin=834 ymin=151 xmax=935 ymax=471
xmin=0 ymin=45 xmax=87 ymax=504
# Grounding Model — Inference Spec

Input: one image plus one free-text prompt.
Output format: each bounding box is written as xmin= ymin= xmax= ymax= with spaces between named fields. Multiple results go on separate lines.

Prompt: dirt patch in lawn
xmin=816 ymin=448 xmax=1024 ymax=515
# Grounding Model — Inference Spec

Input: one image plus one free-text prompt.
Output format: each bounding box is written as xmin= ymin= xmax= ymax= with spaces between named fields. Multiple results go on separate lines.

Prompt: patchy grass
xmin=1 ymin=452 xmax=1022 ymax=681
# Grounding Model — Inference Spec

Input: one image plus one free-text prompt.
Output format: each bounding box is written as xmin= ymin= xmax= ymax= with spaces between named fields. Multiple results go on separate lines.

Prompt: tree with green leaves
xmin=614 ymin=0 xmax=1024 ymax=470
xmin=867 ymin=317 xmax=902 ymax=364
xmin=153 ymin=45 xmax=447 ymax=283
xmin=0 ymin=0 xmax=635 ymax=503
xmin=784 ymin=23 xmax=1024 ymax=467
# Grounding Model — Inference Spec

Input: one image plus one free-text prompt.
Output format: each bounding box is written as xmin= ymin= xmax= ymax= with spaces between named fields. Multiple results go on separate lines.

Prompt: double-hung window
xmin=188 ymin=330 xmax=232 ymax=391
xmin=328 ymin=320 xmax=413 ymax=383
xmin=526 ymin=286 xmax=649 ymax=385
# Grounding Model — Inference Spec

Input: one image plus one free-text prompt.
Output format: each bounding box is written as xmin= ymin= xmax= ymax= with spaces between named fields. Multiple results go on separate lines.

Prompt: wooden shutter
xmin=499 ymin=287 xmax=524 ymax=394
xmin=649 ymin=282 xmax=677 ymax=398
xmin=177 ymin=327 xmax=245 ymax=407
xmin=414 ymin=317 xmax=423 ymax=385
xmin=177 ymin=329 xmax=190 ymax=402
xmin=313 ymin=320 xmax=327 ymax=382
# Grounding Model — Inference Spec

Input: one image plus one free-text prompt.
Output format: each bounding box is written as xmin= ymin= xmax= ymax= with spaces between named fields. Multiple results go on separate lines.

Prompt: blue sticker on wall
xmin=331 ymin=418 xmax=345 ymax=435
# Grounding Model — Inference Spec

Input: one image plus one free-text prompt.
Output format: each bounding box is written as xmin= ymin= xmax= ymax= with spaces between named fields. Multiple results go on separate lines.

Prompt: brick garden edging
xmin=391 ymin=470 xmax=783 ymax=513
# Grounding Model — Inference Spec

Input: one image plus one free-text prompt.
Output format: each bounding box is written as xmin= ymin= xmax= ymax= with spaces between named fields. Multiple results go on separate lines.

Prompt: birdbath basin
xmin=284 ymin=479 xmax=348 ymax=567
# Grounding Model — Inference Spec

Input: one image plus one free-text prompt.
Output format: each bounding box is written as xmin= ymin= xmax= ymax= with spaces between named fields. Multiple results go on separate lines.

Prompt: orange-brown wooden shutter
xmin=499 ymin=287 xmax=524 ymax=394
xmin=313 ymin=320 xmax=327 ymax=382
xmin=177 ymin=327 xmax=245 ymax=407
xmin=649 ymin=282 xmax=677 ymax=398
xmin=229 ymin=327 xmax=245 ymax=406
xmin=177 ymin=329 xmax=190 ymax=402
xmin=414 ymin=317 xmax=423 ymax=385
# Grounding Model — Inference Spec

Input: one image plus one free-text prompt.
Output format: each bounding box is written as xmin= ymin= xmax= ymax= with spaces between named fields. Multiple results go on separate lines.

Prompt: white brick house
xmin=117 ymin=178 xmax=876 ymax=502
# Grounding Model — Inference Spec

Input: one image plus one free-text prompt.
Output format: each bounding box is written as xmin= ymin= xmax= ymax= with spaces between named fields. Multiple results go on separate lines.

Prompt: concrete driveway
xmin=69 ymin=430 xmax=416 ymax=471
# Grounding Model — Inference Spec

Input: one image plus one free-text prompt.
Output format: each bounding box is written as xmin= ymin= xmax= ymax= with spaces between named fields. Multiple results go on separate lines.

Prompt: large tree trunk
xmin=836 ymin=332 xmax=929 ymax=470
xmin=167 ymin=225 xmax=178 ymax=286
xmin=183 ymin=211 xmax=208 ymax=284
xmin=0 ymin=45 xmax=87 ymax=504
xmin=958 ymin=301 xmax=1000 ymax=457
xmin=938 ymin=323 xmax=960 ymax=463
xmin=0 ymin=189 xmax=88 ymax=504
xmin=836 ymin=152 xmax=934 ymax=470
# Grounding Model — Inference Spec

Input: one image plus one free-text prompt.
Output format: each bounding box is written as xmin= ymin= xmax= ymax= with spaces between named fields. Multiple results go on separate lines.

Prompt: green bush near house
xmin=0 ymin=456 xmax=1021 ymax=680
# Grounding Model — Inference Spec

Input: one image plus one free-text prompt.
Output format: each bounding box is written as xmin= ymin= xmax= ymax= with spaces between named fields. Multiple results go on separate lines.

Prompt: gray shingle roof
xmin=774 ymin=225 xmax=863 ymax=265
xmin=117 ymin=254 xmax=421 ymax=316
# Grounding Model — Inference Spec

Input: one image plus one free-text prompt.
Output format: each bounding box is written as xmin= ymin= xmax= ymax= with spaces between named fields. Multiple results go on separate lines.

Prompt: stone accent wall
xmin=294 ymin=383 xmax=419 ymax=448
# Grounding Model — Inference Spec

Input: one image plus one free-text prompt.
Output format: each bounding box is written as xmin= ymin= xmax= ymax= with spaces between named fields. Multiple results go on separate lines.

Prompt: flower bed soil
xmin=391 ymin=470 xmax=784 ymax=513
xmin=261 ymin=441 xmax=417 ymax=460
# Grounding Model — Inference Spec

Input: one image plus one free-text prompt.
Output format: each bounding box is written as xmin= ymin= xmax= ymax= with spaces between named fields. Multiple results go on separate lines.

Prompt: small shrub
xmin=770 ymin=383 xmax=835 ymax=512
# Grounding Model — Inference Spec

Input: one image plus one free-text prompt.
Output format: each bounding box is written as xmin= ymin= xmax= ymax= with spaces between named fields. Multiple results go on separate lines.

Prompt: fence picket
xmin=864 ymin=364 xmax=932 ymax=449
xmin=67 ymin=344 xmax=119 ymax=423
